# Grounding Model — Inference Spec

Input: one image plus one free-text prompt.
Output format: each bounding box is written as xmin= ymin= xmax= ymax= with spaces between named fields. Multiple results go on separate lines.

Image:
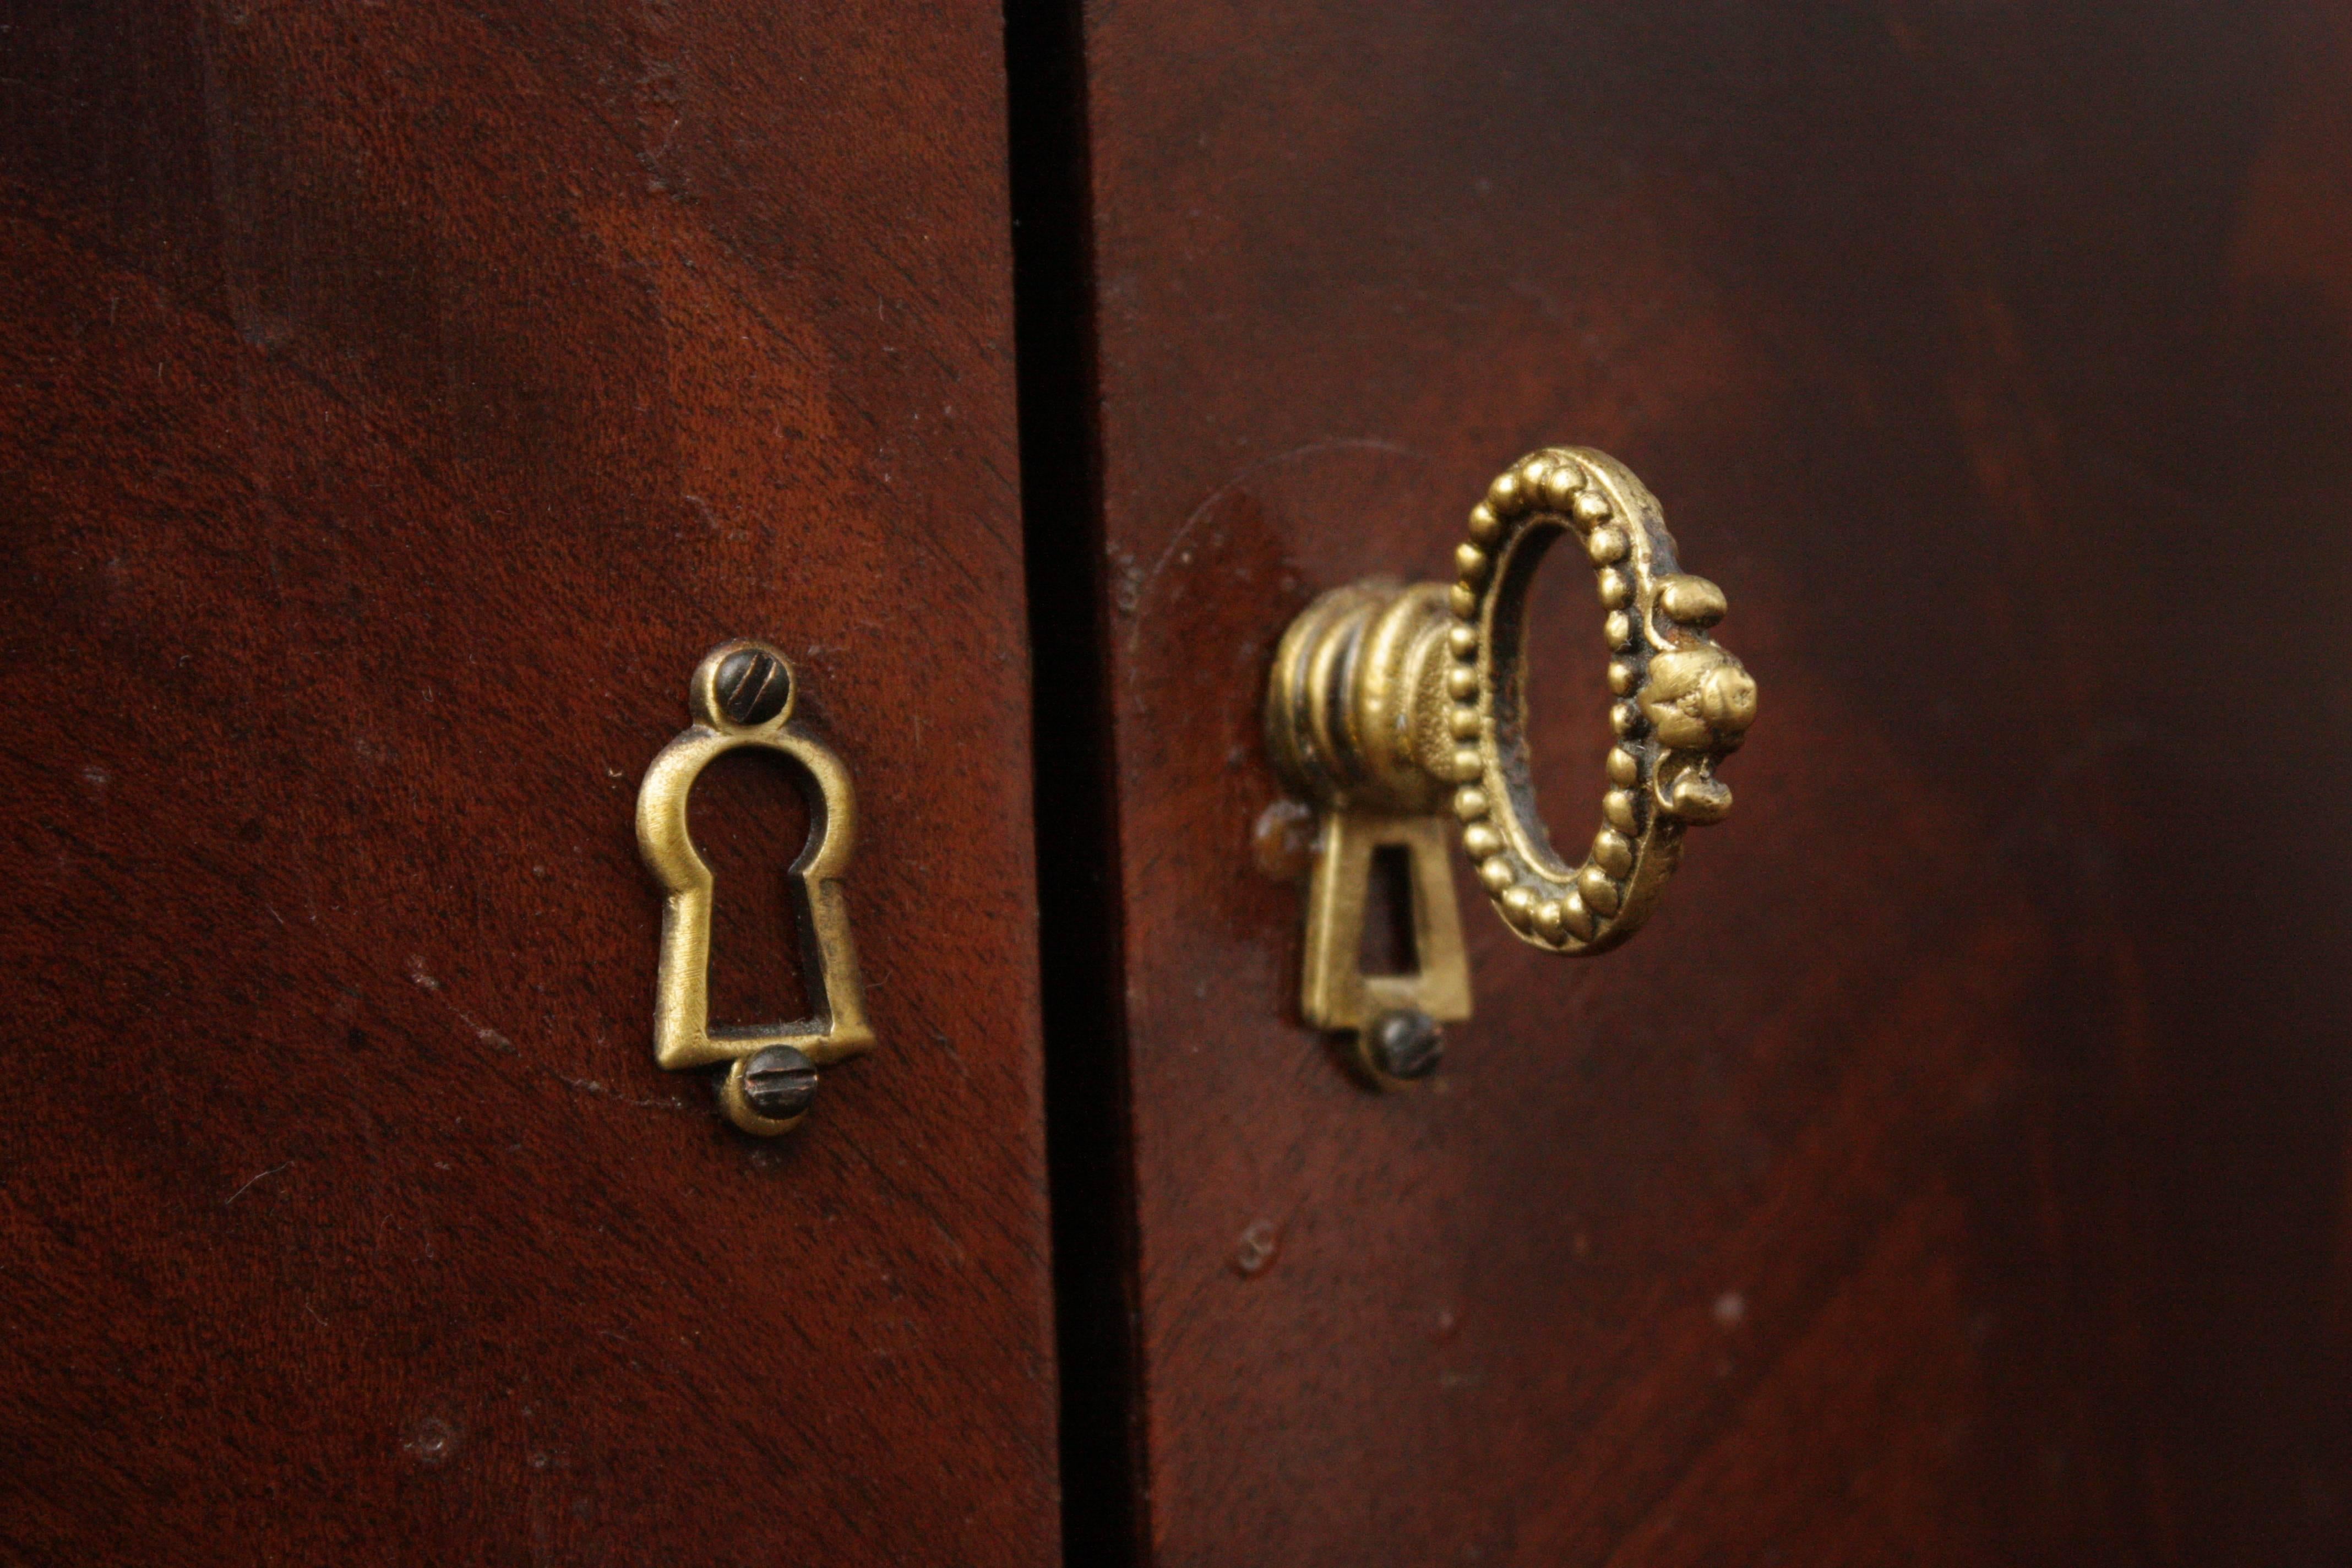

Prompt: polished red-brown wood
xmin=0 ymin=4 xmax=1058 ymax=1561
xmin=1070 ymin=3 xmax=2352 ymax=1563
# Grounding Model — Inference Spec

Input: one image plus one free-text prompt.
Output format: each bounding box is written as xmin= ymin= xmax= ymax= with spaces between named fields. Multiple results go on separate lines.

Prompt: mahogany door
xmin=10 ymin=3 xmax=2352 ymax=1565
xmin=0 ymin=4 xmax=1059 ymax=1562
xmin=1034 ymin=3 xmax=2352 ymax=1565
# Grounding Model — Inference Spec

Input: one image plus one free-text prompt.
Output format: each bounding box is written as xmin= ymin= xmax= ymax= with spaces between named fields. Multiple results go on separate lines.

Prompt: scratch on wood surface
xmin=224 ymin=1161 xmax=291 ymax=1206
xmin=1121 ymin=436 xmax=1429 ymax=658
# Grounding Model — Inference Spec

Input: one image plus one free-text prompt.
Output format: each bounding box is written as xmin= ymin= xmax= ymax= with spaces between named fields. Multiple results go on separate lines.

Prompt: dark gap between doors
xmin=1003 ymin=3 xmax=1147 ymax=1563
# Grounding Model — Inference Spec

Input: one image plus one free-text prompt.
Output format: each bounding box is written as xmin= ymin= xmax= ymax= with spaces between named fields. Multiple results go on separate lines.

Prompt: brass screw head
xmin=1365 ymin=1009 xmax=1444 ymax=1082
xmin=738 ymin=1046 xmax=820 ymax=1120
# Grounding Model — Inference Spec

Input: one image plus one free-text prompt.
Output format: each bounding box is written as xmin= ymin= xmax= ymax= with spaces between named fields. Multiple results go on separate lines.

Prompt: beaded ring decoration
xmin=1447 ymin=448 xmax=1756 ymax=953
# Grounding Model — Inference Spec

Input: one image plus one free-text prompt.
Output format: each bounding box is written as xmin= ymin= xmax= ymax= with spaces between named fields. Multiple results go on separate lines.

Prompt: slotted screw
xmin=1365 ymin=1009 xmax=1444 ymax=1082
xmin=714 ymin=646 xmax=792 ymax=727
xmin=739 ymin=1045 xmax=819 ymax=1121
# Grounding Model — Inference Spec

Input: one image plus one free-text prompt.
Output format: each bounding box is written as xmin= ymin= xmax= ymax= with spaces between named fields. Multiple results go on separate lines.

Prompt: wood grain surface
xmin=1068 ymin=3 xmax=2352 ymax=1564
xmin=0 ymin=3 xmax=1058 ymax=1562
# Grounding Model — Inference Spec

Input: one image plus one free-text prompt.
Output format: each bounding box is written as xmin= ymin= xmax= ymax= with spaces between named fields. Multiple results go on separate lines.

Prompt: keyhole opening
xmin=1358 ymin=842 xmax=1421 ymax=977
xmin=688 ymin=748 xmax=816 ymax=1028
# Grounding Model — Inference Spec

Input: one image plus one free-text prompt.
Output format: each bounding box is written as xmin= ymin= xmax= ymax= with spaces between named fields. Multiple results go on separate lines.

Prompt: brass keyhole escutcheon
xmin=1265 ymin=448 xmax=1757 ymax=1084
xmin=636 ymin=639 xmax=873 ymax=1135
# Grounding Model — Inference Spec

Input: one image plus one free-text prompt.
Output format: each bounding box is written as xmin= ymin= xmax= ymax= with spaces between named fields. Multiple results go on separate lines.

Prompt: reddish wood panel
xmin=0 ymin=3 xmax=1058 ymax=1562
xmin=1075 ymin=3 xmax=2352 ymax=1564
